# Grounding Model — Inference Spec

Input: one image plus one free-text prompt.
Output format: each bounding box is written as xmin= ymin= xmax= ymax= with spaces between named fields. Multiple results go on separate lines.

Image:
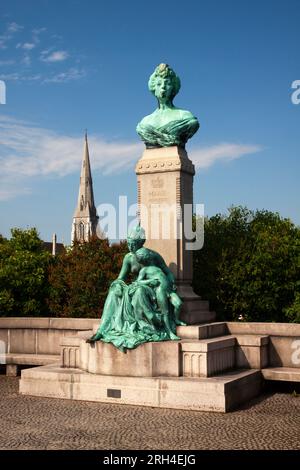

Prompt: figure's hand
xmin=113 ymin=279 xmax=126 ymax=288
xmin=111 ymin=279 xmax=126 ymax=297
xmin=148 ymin=279 xmax=160 ymax=288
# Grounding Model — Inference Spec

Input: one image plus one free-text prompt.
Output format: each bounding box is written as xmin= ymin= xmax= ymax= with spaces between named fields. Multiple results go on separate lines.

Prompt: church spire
xmin=71 ymin=133 xmax=99 ymax=243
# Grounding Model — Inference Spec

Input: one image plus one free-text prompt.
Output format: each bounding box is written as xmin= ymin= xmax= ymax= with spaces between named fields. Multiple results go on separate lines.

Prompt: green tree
xmin=0 ymin=228 xmax=52 ymax=316
xmin=193 ymin=207 xmax=300 ymax=322
xmin=285 ymin=292 xmax=300 ymax=322
xmin=47 ymin=237 xmax=127 ymax=318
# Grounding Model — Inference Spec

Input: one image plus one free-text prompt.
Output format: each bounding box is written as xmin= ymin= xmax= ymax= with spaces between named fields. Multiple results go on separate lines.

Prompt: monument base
xmin=19 ymin=363 xmax=262 ymax=413
xmin=19 ymin=322 xmax=268 ymax=412
xmin=176 ymin=281 xmax=216 ymax=324
xmin=80 ymin=340 xmax=180 ymax=377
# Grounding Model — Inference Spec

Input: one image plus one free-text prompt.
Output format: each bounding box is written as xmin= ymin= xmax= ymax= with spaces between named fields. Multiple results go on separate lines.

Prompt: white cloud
xmin=0 ymin=60 xmax=15 ymax=65
xmin=0 ymin=68 xmax=84 ymax=83
xmin=0 ymin=22 xmax=23 ymax=49
xmin=0 ymin=24 xmax=86 ymax=84
xmin=0 ymin=115 xmax=263 ymax=201
xmin=41 ymin=50 xmax=69 ymax=62
xmin=43 ymin=67 xmax=86 ymax=83
xmin=0 ymin=73 xmax=41 ymax=81
xmin=0 ymin=115 xmax=142 ymax=201
xmin=7 ymin=22 xmax=23 ymax=33
xmin=32 ymin=27 xmax=47 ymax=35
xmin=20 ymin=42 xmax=36 ymax=50
xmin=0 ymin=72 xmax=21 ymax=81
xmin=191 ymin=143 xmax=263 ymax=169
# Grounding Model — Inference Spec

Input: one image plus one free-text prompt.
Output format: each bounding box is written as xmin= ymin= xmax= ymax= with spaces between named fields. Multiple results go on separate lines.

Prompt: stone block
xmin=177 ymin=322 xmax=228 ymax=340
xmin=19 ymin=365 xmax=262 ymax=413
xmin=178 ymin=298 xmax=216 ymax=324
xmin=60 ymin=336 xmax=81 ymax=368
xmin=262 ymin=367 xmax=300 ymax=382
xmin=224 ymin=370 xmax=262 ymax=411
xmin=235 ymin=335 xmax=269 ymax=369
xmin=0 ymin=329 xmax=8 ymax=352
xmin=72 ymin=376 xmax=161 ymax=407
xmin=6 ymin=353 xmax=59 ymax=366
xmin=181 ymin=309 xmax=216 ymax=325
xmin=20 ymin=376 xmax=72 ymax=399
xmin=9 ymin=329 xmax=36 ymax=354
xmin=0 ymin=318 xmax=50 ymax=329
xmin=36 ymin=329 xmax=62 ymax=355
xmin=60 ymin=336 xmax=82 ymax=347
xmin=80 ymin=340 xmax=180 ymax=377
xmin=49 ymin=318 xmax=97 ymax=330
xmin=226 ymin=322 xmax=300 ymax=337
xmin=181 ymin=337 xmax=235 ymax=377
xmin=269 ymin=336 xmax=300 ymax=367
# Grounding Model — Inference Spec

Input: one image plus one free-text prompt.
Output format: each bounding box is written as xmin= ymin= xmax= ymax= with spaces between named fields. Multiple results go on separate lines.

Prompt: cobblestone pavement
xmin=0 ymin=376 xmax=300 ymax=450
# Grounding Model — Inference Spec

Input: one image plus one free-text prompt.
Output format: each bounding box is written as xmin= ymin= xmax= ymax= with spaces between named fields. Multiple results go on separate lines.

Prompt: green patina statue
xmin=136 ymin=63 xmax=200 ymax=148
xmin=87 ymin=225 xmax=186 ymax=352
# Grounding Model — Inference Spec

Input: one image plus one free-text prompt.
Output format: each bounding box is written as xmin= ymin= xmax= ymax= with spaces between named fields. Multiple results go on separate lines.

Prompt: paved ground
xmin=0 ymin=376 xmax=300 ymax=450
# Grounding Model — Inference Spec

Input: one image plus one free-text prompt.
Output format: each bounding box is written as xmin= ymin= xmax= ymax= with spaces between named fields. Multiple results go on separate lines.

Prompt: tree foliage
xmin=193 ymin=206 xmax=300 ymax=322
xmin=46 ymin=237 xmax=127 ymax=318
xmin=1 ymin=208 xmax=300 ymax=322
xmin=0 ymin=228 xmax=52 ymax=316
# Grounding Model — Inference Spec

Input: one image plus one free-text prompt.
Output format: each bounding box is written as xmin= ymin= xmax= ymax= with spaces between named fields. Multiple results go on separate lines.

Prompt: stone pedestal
xmin=136 ymin=146 xmax=215 ymax=324
xmin=80 ymin=340 xmax=180 ymax=377
xmin=136 ymin=146 xmax=194 ymax=282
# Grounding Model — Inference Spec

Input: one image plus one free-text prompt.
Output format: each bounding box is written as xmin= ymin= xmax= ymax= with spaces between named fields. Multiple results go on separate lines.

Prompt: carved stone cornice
xmin=135 ymin=146 xmax=195 ymax=176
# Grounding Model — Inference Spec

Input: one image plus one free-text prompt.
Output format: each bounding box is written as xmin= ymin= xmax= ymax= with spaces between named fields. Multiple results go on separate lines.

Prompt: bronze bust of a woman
xmin=136 ymin=63 xmax=199 ymax=148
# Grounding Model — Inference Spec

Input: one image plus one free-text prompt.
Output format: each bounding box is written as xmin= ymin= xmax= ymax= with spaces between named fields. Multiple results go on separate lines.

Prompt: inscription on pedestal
xmin=107 ymin=389 xmax=121 ymax=398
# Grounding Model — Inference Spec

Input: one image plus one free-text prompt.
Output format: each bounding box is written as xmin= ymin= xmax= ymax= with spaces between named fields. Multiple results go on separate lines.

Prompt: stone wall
xmin=227 ymin=322 xmax=300 ymax=368
xmin=0 ymin=317 xmax=97 ymax=356
xmin=1 ymin=318 xmax=300 ymax=371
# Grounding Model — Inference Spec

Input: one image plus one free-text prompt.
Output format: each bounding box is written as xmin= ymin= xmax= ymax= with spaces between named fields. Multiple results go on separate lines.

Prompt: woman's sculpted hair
xmin=148 ymin=63 xmax=181 ymax=101
xmin=127 ymin=225 xmax=146 ymax=243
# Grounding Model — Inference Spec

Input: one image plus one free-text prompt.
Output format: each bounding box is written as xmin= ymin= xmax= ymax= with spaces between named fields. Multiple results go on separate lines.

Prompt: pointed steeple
xmin=71 ymin=133 xmax=99 ymax=243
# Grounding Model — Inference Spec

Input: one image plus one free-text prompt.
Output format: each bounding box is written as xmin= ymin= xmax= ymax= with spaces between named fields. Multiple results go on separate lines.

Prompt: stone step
xmin=19 ymin=364 xmax=262 ymax=413
xmin=183 ymin=300 xmax=210 ymax=311
xmin=0 ymin=353 xmax=59 ymax=366
xmin=0 ymin=353 xmax=60 ymax=377
xmin=234 ymin=334 xmax=269 ymax=346
xmin=180 ymin=298 xmax=216 ymax=325
xmin=181 ymin=309 xmax=216 ymax=325
xmin=235 ymin=334 xmax=269 ymax=369
xmin=262 ymin=367 xmax=300 ymax=382
xmin=177 ymin=322 xmax=228 ymax=339
xmin=181 ymin=335 xmax=235 ymax=351
xmin=180 ymin=336 xmax=236 ymax=377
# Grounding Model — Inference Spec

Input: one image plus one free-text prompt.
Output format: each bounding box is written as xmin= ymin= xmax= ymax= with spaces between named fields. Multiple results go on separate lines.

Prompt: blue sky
xmin=0 ymin=0 xmax=299 ymax=244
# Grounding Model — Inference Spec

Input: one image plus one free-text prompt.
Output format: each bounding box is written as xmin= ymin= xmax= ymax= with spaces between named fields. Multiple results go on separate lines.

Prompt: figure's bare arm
xmin=117 ymin=253 xmax=131 ymax=281
xmin=137 ymin=268 xmax=146 ymax=281
xmin=155 ymin=253 xmax=176 ymax=285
